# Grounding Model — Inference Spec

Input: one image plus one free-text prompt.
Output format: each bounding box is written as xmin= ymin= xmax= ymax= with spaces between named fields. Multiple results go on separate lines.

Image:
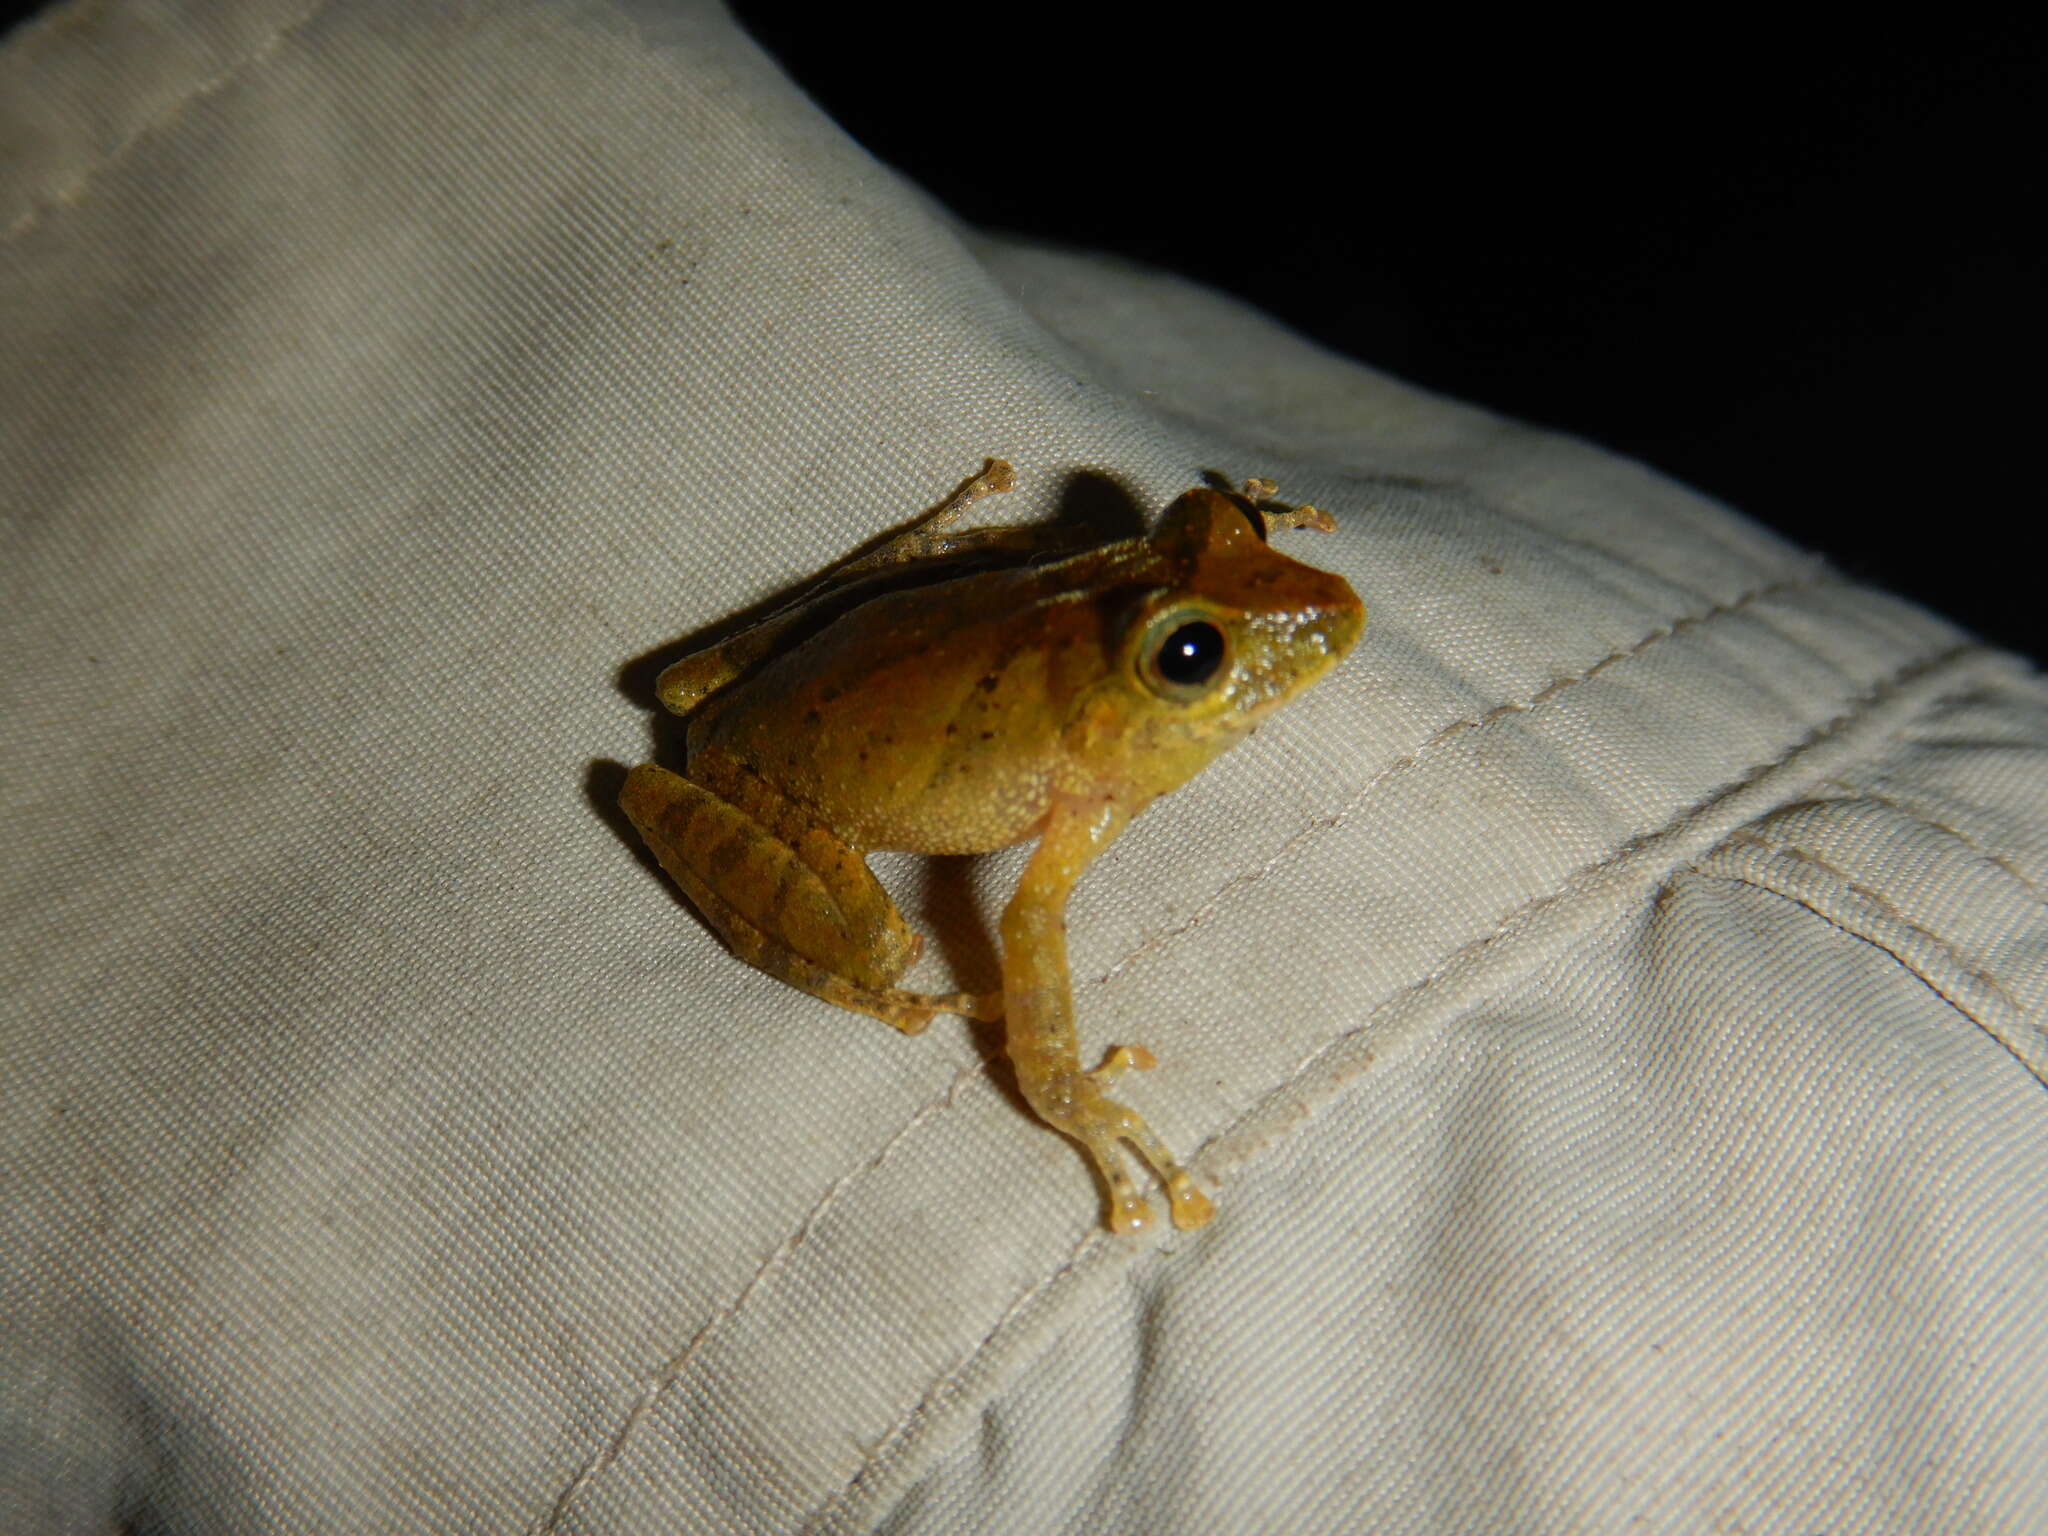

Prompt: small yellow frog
xmin=622 ymin=460 xmax=1363 ymax=1233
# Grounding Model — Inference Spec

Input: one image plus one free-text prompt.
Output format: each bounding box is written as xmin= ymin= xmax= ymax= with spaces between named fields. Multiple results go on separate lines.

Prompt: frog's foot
xmin=1092 ymin=1044 xmax=1157 ymax=1080
xmin=1034 ymin=1052 xmax=1217 ymax=1235
xmin=1239 ymin=476 xmax=1337 ymax=535
xmin=852 ymin=458 xmax=1019 ymax=568
xmin=955 ymin=456 xmax=1018 ymax=506
xmin=839 ymin=458 xmax=1108 ymax=574
xmin=906 ymin=984 xmax=1003 ymax=1025
xmin=844 ymin=935 xmax=1000 ymax=1030
xmin=857 ymin=986 xmax=1003 ymax=1035
xmin=852 ymin=935 xmax=1003 ymax=1028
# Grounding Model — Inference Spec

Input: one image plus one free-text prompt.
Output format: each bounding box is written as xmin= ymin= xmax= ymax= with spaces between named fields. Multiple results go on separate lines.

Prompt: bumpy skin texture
xmin=621 ymin=462 xmax=1363 ymax=1232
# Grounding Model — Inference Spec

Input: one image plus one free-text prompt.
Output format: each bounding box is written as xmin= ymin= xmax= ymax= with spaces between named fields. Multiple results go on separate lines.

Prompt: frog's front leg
xmin=1237 ymin=476 xmax=1338 ymax=534
xmin=1002 ymin=799 xmax=1217 ymax=1233
xmin=621 ymin=755 xmax=999 ymax=1033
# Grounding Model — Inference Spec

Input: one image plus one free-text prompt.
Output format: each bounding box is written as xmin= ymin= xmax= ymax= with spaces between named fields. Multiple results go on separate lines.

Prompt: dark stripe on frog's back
xmin=694 ymin=556 xmax=1154 ymax=855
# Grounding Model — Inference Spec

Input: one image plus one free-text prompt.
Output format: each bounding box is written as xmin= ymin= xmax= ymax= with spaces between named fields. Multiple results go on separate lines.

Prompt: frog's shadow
xmin=584 ymin=466 xmax=1147 ymax=1062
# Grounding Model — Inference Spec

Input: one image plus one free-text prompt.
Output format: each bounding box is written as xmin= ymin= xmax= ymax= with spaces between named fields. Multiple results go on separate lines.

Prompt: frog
xmin=621 ymin=459 xmax=1364 ymax=1233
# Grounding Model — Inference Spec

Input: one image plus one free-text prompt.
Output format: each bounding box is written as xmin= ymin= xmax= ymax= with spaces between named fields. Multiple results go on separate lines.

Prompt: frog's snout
xmin=1302 ymin=570 xmax=1366 ymax=666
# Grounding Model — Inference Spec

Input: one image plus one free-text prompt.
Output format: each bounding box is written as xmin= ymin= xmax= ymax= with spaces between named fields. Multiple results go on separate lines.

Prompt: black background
xmin=731 ymin=11 xmax=2043 ymax=660
xmin=5 ymin=5 xmax=2038 ymax=656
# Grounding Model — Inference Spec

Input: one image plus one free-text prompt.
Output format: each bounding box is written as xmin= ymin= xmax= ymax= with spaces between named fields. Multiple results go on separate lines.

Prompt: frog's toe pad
xmin=1091 ymin=1044 xmax=1156 ymax=1082
xmin=1107 ymin=1193 xmax=1156 ymax=1234
xmin=1167 ymin=1178 xmax=1216 ymax=1230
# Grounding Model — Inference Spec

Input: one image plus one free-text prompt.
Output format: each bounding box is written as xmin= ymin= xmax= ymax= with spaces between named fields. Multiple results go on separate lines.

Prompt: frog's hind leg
xmin=656 ymin=459 xmax=1023 ymax=716
xmin=835 ymin=456 xmax=1019 ymax=571
xmin=620 ymin=761 xmax=999 ymax=1033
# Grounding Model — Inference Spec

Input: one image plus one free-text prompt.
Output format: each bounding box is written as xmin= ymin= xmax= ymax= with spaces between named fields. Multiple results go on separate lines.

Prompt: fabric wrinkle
xmin=801 ymin=641 xmax=1989 ymax=1532
xmin=2 ymin=0 xmax=335 ymax=243
xmin=6 ymin=2 xmax=2046 ymax=1530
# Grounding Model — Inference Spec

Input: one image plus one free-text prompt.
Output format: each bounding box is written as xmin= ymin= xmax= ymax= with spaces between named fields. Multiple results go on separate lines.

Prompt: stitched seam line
xmin=1723 ymin=831 xmax=2022 ymax=1012
xmin=1823 ymin=777 xmax=2048 ymax=905
xmin=537 ymin=567 xmax=1883 ymax=1530
xmin=527 ymin=1066 xmax=985 ymax=1536
xmin=1101 ymin=564 xmax=1831 ymax=983
xmin=799 ymin=604 xmax=1966 ymax=1534
xmin=1683 ymin=868 xmax=2044 ymax=1089
xmin=4 ymin=0 xmax=335 ymax=244
xmin=1218 ymin=645 xmax=1982 ymax=1183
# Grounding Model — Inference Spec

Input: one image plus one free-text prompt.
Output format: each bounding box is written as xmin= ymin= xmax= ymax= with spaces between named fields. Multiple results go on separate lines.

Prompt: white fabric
xmin=4 ymin=2 xmax=2046 ymax=1531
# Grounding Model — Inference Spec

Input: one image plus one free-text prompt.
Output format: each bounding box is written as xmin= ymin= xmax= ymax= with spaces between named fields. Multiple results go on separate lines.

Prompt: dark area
xmin=731 ymin=12 xmax=2043 ymax=660
xmin=4 ymin=4 xmax=2035 ymax=654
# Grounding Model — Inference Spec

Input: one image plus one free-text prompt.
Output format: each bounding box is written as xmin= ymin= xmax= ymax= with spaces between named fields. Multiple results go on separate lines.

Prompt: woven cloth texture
xmin=4 ymin=2 xmax=2046 ymax=1531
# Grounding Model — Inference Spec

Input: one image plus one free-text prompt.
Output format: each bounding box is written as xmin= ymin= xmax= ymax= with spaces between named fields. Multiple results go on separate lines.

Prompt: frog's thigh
xmin=621 ymin=763 xmax=987 ymax=1032
xmin=621 ymin=761 xmax=913 ymax=984
xmin=686 ymin=753 xmax=922 ymax=973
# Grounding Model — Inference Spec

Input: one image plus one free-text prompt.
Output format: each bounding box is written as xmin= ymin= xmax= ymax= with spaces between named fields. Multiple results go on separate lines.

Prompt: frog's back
xmin=690 ymin=553 xmax=1145 ymax=854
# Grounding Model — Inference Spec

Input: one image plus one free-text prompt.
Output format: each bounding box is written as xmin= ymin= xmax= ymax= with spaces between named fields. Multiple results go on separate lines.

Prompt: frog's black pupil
xmin=1156 ymin=621 xmax=1225 ymax=686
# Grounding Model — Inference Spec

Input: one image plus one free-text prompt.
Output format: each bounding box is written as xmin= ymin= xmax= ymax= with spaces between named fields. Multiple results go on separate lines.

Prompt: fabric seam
xmin=1723 ymin=828 xmax=2023 ymax=1013
xmin=531 ymin=564 xmax=1845 ymax=1530
xmin=1823 ymin=777 xmax=2048 ymax=904
xmin=1102 ymin=566 xmax=1831 ymax=982
xmin=1684 ymin=867 xmax=2042 ymax=1087
xmin=800 ymin=638 xmax=1988 ymax=1534
xmin=526 ymin=1064 xmax=984 ymax=1536
xmin=3 ymin=0 xmax=336 ymax=244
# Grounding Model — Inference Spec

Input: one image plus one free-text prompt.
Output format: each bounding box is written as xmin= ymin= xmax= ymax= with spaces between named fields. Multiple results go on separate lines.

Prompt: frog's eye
xmin=1139 ymin=610 xmax=1231 ymax=702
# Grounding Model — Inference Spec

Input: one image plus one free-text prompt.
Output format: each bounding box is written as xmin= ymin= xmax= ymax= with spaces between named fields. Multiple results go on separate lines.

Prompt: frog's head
xmin=1139 ymin=484 xmax=1363 ymax=708
xmin=1078 ymin=486 xmax=1363 ymax=793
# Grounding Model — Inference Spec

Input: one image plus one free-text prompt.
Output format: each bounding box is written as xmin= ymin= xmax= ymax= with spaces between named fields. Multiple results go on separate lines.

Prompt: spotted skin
xmin=623 ymin=460 xmax=1363 ymax=1233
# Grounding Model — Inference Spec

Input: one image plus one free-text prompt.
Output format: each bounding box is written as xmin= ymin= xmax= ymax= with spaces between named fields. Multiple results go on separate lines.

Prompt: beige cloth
xmin=4 ymin=2 xmax=2046 ymax=1531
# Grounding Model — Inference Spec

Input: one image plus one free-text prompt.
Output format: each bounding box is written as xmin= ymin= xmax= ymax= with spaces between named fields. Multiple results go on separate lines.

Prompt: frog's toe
xmin=877 ymin=999 xmax=936 ymax=1035
xmin=1106 ymin=1188 xmax=1155 ymax=1234
xmin=872 ymin=987 xmax=997 ymax=1030
xmin=1090 ymin=1044 xmax=1156 ymax=1082
xmin=1166 ymin=1176 xmax=1216 ymax=1230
